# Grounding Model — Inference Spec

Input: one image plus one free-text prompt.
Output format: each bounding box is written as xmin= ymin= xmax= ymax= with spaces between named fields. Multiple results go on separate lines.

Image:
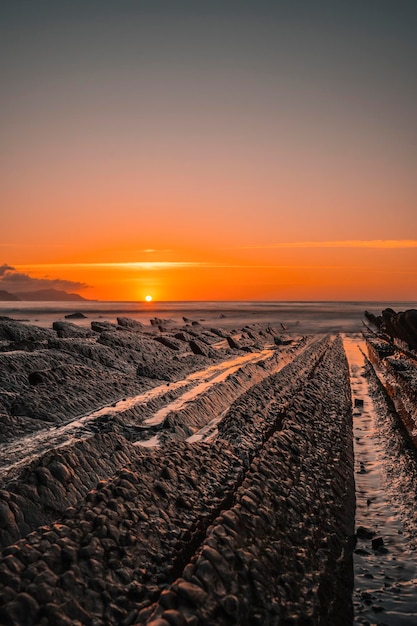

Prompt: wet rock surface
xmin=1 ymin=305 xmax=417 ymax=624
xmin=0 ymin=440 xmax=245 ymax=626
xmin=0 ymin=434 xmax=143 ymax=551
xmin=0 ymin=317 xmax=238 ymax=443
xmin=0 ymin=318 xmax=357 ymax=625
xmin=345 ymin=308 xmax=417 ymax=624
xmin=143 ymin=336 xmax=355 ymax=626
xmin=364 ymin=329 xmax=417 ymax=446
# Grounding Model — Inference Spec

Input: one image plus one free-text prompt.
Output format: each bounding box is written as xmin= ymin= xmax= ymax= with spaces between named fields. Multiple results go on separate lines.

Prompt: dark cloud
xmin=0 ymin=266 xmax=88 ymax=294
xmin=0 ymin=264 xmax=15 ymax=276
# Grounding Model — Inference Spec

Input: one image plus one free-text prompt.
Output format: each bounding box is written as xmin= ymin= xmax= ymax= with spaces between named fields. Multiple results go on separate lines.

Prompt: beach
xmin=0 ymin=306 xmax=417 ymax=625
xmin=3 ymin=0 xmax=417 ymax=622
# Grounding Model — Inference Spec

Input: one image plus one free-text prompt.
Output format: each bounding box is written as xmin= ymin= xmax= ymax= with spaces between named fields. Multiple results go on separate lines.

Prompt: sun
xmin=145 ymin=295 xmax=153 ymax=302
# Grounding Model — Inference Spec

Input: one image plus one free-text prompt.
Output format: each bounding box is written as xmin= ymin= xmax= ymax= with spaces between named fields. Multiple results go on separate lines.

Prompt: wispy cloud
xmin=16 ymin=262 xmax=210 ymax=271
xmin=237 ymin=240 xmax=417 ymax=250
xmin=13 ymin=261 xmax=351 ymax=272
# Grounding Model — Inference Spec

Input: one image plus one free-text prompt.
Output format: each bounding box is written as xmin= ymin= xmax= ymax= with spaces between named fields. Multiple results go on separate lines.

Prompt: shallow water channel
xmin=344 ymin=336 xmax=417 ymax=626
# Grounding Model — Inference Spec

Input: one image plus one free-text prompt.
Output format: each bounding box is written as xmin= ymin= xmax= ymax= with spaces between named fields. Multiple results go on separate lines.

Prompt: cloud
xmin=0 ymin=265 xmax=88 ymax=294
xmin=19 ymin=262 xmax=209 ymax=271
xmin=0 ymin=263 xmax=15 ymax=276
xmin=12 ymin=261 xmax=350 ymax=273
xmin=238 ymin=240 xmax=417 ymax=250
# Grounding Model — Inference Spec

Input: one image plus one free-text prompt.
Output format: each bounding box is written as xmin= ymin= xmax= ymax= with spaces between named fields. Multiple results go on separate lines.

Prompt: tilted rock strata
xmin=0 ymin=319 xmax=235 ymax=443
xmin=363 ymin=356 xmax=417 ymax=551
xmin=0 ymin=347 xmax=150 ymax=442
xmin=365 ymin=308 xmax=417 ymax=353
xmin=218 ymin=334 xmax=331 ymax=464
xmin=0 ymin=434 xmax=144 ymax=551
xmin=365 ymin=332 xmax=417 ymax=446
xmin=0 ymin=321 xmax=54 ymax=345
xmin=0 ymin=336 xmax=355 ymax=625
xmin=0 ymin=441 xmax=244 ymax=626
xmin=143 ymin=335 xmax=354 ymax=626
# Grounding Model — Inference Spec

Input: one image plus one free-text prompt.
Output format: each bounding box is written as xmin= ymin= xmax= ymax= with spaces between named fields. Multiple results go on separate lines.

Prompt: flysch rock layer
xmin=1 ymin=317 xmax=276 ymax=443
xmin=363 ymin=353 xmax=417 ymax=551
xmin=365 ymin=330 xmax=417 ymax=445
xmin=0 ymin=334 xmax=311 ymax=553
xmin=0 ymin=319 xmax=285 ymax=549
xmin=142 ymin=335 xmax=354 ymax=626
xmin=365 ymin=308 xmax=417 ymax=352
xmin=0 ymin=334 xmax=355 ymax=626
xmin=0 ymin=434 xmax=143 ymax=551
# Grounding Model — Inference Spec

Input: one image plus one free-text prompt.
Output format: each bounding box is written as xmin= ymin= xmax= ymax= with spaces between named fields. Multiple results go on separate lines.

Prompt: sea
xmin=1 ymin=301 xmax=416 ymax=334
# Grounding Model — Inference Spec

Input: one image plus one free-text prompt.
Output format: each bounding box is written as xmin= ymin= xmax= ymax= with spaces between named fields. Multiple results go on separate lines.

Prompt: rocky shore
xmin=364 ymin=318 xmax=417 ymax=448
xmin=0 ymin=314 xmax=359 ymax=624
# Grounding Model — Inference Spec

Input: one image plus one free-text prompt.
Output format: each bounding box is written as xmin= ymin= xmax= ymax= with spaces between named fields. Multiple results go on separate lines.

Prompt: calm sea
xmin=1 ymin=301 xmax=416 ymax=334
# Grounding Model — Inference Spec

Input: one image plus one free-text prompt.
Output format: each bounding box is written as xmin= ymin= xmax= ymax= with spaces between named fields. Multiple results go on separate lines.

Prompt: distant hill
xmin=13 ymin=289 xmax=87 ymax=301
xmin=0 ymin=290 xmax=21 ymax=301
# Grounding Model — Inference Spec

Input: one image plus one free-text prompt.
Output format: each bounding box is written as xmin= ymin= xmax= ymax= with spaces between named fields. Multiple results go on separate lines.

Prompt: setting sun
xmin=1 ymin=1 xmax=416 ymax=304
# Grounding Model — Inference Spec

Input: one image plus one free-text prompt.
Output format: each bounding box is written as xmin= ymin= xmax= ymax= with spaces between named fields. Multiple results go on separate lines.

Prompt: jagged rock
xmin=356 ymin=526 xmax=375 ymax=540
xmin=154 ymin=336 xmax=183 ymax=351
xmin=117 ymin=317 xmax=144 ymax=329
xmin=226 ymin=336 xmax=241 ymax=350
xmin=365 ymin=336 xmax=395 ymax=362
xmin=364 ymin=310 xmax=380 ymax=328
xmin=136 ymin=361 xmax=182 ymax=381
xmin=52 ymin=321 xmax=93 ymax=338
xmin=274 ymin=335 xmax=293 ymax=346
xmin=174 ymin=332 xmax=194 ymax=342
xmin=371 ymin=536 xmax=384 ymax=550
xmin=150 ymin=317 xmax=173 ymax=326
xmin=378 ymin=308 xmax=417 ymax=351
xmin=91 ymin=321 xmax=117 ymax=333
xmin=209 ymin=328 xmax=228 ymax=338
xmin=0 ymin=320 xmax=53 ymax=343
xmin=64 ymin=312 xmax=87 ymax=319
xmin=188 ymin=340 xmax=209 ymax=356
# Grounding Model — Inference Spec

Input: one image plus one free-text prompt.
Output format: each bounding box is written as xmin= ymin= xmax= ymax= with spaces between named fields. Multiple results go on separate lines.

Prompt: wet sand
xmin=344 ymin=337 xmax=417 ymax=625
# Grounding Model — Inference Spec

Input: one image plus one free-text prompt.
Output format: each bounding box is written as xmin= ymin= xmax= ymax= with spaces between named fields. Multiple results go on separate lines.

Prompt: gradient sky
xmin=1 ymin=0 xmax=416 ymax=301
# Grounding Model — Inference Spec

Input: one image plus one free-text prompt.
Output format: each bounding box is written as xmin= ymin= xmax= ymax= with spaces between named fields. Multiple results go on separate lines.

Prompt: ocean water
xmin=1 ymin=301 xmax=416 ymax=334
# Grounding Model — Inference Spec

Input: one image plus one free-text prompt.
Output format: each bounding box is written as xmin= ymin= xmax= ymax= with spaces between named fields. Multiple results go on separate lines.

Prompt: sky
xmin=1 ymin=0 xmax=416 ymax=301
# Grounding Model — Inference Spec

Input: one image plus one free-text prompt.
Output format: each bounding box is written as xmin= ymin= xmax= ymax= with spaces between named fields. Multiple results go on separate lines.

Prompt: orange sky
xmin=6 ymin=240 xmax=417 ymax=301
xmin=1 ymin=2 xmax=416 ymax=301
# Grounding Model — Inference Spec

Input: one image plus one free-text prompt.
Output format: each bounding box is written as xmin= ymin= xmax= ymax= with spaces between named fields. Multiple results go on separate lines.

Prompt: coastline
xmin=0 ymin=308 xmax=417 ymax=624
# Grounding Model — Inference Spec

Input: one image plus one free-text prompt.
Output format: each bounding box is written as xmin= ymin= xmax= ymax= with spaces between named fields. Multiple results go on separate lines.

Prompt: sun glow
xmin=145 ymin=295 xmax=153 ymax=302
